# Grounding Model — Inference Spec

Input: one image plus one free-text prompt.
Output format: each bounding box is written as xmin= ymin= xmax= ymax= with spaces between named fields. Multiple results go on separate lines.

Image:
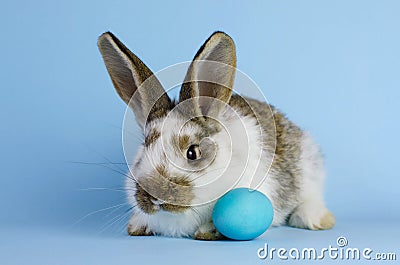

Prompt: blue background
xmin=1 ymin=0 xmax=399 ymax=264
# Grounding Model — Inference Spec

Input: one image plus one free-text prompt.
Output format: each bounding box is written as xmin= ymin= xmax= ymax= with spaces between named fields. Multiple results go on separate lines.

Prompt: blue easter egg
xmin=212 ymin=188 xmax=274 ymax=240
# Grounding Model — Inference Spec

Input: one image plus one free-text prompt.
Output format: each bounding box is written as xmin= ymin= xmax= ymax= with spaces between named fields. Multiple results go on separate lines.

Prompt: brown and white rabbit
xmin=97 ymin=31 xmax=335 ymax=240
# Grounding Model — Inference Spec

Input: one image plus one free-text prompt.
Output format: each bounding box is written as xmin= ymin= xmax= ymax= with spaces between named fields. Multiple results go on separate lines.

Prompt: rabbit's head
xmin=98 ymin=32 xmax=243 ymax=215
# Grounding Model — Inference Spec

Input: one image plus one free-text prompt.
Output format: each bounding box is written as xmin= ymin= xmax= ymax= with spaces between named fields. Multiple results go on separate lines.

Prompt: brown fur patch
xmin=160 ymin=175 xmax=192 ymax=213
xmin=160 ymin=202 xmax=189 ymax=213
xmin=179 ymin=134 xmax=190 ymax=151
xmin=147 ymin=97 xmax=172 ymax=122
xmin=144 ymin=128 xmax=160 ymax=147
xmin=135 ymin=166 xmax=194 ymax=214
xmin=171 ymin=134 xmax=190 ymax=153
xmin=135 ymin=182 xmax=158 ymax=214
xmin=155 ymin=164 xmax=167 ymax=177
xmin=229 ymin=94 xmax=302 ymax=212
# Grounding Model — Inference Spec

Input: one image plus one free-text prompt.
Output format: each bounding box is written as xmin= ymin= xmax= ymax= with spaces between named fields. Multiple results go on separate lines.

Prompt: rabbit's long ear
xmin=98 ymin=32 xmax=172 ymax=128
xmin=179 ymin=31 xmax=236 ymax=119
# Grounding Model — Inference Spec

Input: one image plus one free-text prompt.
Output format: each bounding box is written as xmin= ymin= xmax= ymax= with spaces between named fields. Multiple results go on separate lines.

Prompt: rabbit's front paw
xmin=194 ymin=222 xmax=225 ymax=241
xmin=127 ymin=214 xmax=153 ymax=236
xmin=127 ymin=224 xmax=153 ymax=236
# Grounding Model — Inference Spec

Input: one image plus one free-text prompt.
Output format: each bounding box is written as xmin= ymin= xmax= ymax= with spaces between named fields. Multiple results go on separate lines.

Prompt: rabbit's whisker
xmin=77 ymin=187 xmax=126 ymax=192
xmin=99 ymin=208 xmax=132 ymax=235
xmin=72 ymin=202 xmax=129 ymax=227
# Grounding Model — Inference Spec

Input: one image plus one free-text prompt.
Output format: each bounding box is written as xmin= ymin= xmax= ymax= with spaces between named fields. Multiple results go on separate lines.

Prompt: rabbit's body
xmin=98 ymin=31 xmax=335 ymax=240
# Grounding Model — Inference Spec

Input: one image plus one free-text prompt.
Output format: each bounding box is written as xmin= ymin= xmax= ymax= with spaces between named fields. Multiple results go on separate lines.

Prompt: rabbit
xmin=97 ymin=31 xmax=335 ymax=240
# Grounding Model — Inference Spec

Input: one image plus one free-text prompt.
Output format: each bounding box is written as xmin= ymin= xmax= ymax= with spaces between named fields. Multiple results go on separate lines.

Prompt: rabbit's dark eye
xmin=186 ymin=145 xmax=201 ymax=160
